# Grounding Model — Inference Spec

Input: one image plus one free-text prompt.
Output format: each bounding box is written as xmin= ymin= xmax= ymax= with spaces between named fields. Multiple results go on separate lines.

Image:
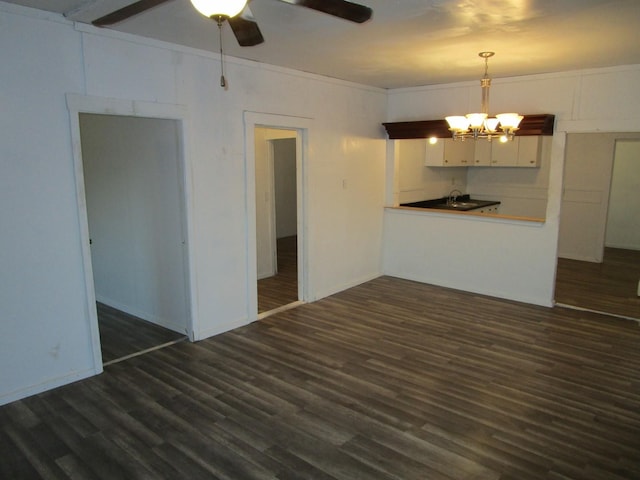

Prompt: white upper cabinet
xmin=444 ymin=139 xmax=474 ymax=166
xmin=490 ymin=136 xmax=541 ymax=167
xmin=425 ymin=136 xmax=541 ymax=168
xmin=490 ymin=138 xmax=520 ymax=166
xmin=424 ymin=138 xmax=446 ymax=166
xmin=424 ymin=138 xmax=473 ymax=166
xmin=515 ymin=136 xmax=542 ymax=167
xmin=473 ymin=140 xmax=492 ymax=166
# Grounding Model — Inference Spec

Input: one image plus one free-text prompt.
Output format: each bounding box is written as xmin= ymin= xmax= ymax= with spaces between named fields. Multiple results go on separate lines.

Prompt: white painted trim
xmin=265 ymin=139 xmax=278 ymax=279
xmin=66 ymin=96 xmax=103 ymax=377
xmin=555 ymin=303 xmax=640 ymax=323
xmin=243 ymin=112 xmax=313 ymax=322
xmin=65 ymin=94 xmax=198 ymax=361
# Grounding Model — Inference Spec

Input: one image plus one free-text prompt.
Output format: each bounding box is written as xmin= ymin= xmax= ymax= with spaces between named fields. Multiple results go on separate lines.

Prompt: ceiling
xmin=6 ymin=0 xmax=640 ymax=88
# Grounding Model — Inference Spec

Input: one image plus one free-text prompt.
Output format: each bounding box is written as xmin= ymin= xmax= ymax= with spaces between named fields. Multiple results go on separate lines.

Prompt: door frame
xmin=243 ymin=112 xmax=312 ymax=320
xmin=66 ymin=94 xmax=197 ymax=372
xmin=266 ymin=139 xmax=278 ymax=277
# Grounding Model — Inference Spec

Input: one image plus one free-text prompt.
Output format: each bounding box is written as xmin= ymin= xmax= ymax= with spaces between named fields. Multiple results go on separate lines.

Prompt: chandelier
xmin=445 ymin=52 xmax=523 ymax=142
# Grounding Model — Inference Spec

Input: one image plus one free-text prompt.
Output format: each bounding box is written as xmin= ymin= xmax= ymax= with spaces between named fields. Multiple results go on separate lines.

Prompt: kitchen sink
xmin=400 ymin=196 xmax=500 ymax=212
xmin=450 ymin=202 xmax=479 ymax=208
xmin=435 ymin=202 xmax=480 ymax=209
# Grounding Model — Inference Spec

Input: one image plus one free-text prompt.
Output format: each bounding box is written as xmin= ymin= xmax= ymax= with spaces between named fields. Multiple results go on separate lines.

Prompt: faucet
xmin=448 ymin=189 xmax=463 ymax=205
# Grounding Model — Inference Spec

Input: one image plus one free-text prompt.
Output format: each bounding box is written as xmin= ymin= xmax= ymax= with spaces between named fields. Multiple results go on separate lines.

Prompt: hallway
xmin=97 ymin=303 xmax=186 ymax=365
xmin=257 ymin=235 xmax=298 ymax=313
xmin=555 ymin=248 xmax=640 ymax=320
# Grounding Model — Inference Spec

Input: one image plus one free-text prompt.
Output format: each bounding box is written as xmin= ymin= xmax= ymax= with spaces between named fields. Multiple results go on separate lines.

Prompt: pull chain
xmin=217 ymin=16 xmax=227 ymax=88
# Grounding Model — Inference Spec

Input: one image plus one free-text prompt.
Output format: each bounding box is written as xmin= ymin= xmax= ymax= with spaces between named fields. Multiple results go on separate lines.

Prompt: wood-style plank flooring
xmin=3 ymin=276 xmax=640 ymax=479
xmin=556 ymin=247 xmax=640 ymax=320
xmin=257 ymin=236 xmax=298 ymax=313
xmin=97 ymin=303 xmax=186 ymax=364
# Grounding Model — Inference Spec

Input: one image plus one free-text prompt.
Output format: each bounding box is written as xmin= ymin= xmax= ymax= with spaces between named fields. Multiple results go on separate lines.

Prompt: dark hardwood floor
xmin=3 ymin=276 xmax=640 ymax=479
xmin=97 ymin=303 xmax=186 ymax=364
xmin=556 ymin=247 xmax=640 ymax=320
xmin=257 ymin=235 xmax=298 ymax=313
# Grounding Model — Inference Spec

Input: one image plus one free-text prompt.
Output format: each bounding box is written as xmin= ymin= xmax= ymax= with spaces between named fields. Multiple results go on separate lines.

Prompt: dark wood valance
xmin=382 ymin=114 xmax=555 ymax=139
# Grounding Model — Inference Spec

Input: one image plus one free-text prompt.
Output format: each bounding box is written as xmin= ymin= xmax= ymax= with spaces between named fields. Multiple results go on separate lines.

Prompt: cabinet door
xmin=443 ymin=139 xmax=474 ymax=166
xmin=424 ymin=138 xmax=445 ymax=166
xmin=490 ymin=139 xmax=519 ymax=166
xmin=473 ymin=141 xmax=492 ymax=166
xmin=516 ymin=136 xmax=541 ymax=167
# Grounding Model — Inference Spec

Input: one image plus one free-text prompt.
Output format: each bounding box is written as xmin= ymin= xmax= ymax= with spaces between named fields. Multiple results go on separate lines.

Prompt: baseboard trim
xmin=555 ymin=302 xmax=640 ymax=323
xmin=0 ymin=367 xmax=100 ymax=406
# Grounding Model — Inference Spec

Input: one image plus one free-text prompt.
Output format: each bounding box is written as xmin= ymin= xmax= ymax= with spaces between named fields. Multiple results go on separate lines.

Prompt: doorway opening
xmin=77 ymin=112 xmax=191 ymax=365
xmin=254 ymin=129 xmax=300 ymax=314
xmin=555 ymin=134 xmax=640 ymax=320
xmin=244 ymin=112 xmax=311 ymax=321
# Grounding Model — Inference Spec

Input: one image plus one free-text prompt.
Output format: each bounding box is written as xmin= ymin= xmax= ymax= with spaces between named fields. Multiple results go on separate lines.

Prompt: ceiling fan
xmin=92 ymin=0 xmax=374 ymax=47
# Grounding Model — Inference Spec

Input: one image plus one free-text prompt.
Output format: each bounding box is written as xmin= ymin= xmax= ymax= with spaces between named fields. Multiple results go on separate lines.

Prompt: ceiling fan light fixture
xmin=190 ymin=0 xmax=248 ymax=19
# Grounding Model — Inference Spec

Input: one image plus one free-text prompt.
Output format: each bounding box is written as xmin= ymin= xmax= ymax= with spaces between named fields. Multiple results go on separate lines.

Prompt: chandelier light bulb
xmin=496 ymin=113 xmax=524 ymax=130
xmin=445 ymin=116 xmax=471 ymax=133
xmin=484 ymin=117 xmax=499 ymax=133
xmin=466 ymin=113 xmax=487 ymax=129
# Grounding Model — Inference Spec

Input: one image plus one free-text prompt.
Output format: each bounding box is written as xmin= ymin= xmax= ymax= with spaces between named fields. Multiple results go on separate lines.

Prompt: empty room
xmin=2 ymin=1 xmax=639 ymax=478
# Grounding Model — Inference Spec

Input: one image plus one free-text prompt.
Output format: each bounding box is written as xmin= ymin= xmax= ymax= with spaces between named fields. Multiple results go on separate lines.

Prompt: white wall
xmin=606 ymin=140 xmax=640 ymax=250
xmin=0 ymin=6 xmax=99 ymax=404
xmin=385 ymin=64 xmax=640 ymax=307
xmin=396 ymin=139 xmax=467 ymax=204
xmin=467 ymin=137 xmax=552 ymax=218
xmin=396 ymin=136 xmax=552 ymax=218
xmin=0 ymin=3 xmax=386 ymax=405
xmin=383 ymin=210 xmax=553 ymax=305
xmin=80 ymin=114 xmax=188 ymax=333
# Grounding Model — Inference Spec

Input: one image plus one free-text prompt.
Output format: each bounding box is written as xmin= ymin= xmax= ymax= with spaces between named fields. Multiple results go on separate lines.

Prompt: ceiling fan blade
xmin=92 ymin=0 xmax=174 ymax=27
xmin=228 ymin=8 xmax=264 ymax=46
xmin=279 ymin=0 xmax=372 ymax=23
